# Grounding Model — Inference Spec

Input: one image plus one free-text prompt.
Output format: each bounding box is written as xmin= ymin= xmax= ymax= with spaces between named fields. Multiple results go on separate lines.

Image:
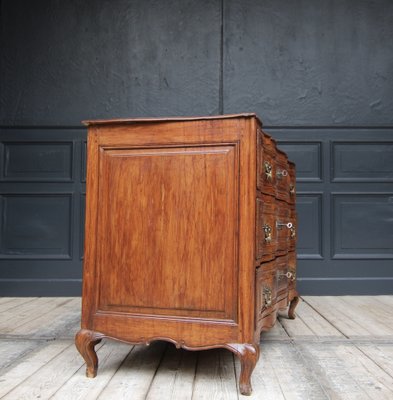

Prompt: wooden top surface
xmin=82 ymin=113 xmax=262 ymax=126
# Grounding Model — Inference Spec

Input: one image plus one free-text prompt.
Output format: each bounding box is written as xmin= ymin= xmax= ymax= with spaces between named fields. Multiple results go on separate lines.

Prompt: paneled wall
xmin=1 ymin=0 xmax=392 ymax=295
xmin=0 ymin=129 xmax=86 ymax=294
xmin=274 ymin=129 xmax=393 ymax=294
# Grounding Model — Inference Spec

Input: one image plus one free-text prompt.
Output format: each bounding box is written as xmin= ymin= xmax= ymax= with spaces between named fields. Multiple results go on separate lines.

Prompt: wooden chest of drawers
xmin=76 ymin=114 xmax=299 ymax=396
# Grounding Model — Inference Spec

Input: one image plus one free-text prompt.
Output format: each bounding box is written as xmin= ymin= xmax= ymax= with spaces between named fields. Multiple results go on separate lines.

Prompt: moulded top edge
xmin=82 ymin=113 xmax=262 ymax=126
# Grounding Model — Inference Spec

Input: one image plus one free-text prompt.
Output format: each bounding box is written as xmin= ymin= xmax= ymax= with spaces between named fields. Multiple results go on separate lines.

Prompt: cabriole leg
xmin=75 ymin=329 xmax=104 ymax=378
xmin=288 ymin=295 xmax=300 ymax=319
xmin=227 ymin=343 xmax=260 ymax=396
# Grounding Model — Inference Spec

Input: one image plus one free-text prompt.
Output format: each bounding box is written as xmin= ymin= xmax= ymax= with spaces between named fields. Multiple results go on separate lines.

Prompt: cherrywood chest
xmin=76 ymin=114 xmax=299 ymax=395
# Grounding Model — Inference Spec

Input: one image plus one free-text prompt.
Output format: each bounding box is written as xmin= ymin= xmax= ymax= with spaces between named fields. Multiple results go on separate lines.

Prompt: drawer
xmin=257 ymin=130 xmax=276 ymax=196
xmin=255 ymin=261 xmax=276 ymax=320
xmin=289 ymin=207 xmax=297 ymax=251
xmin=263 ymin=131 xmax=277 ymax=152
xmin=275 ymin=200 xmax=290 ymax=255
xmin=288 ymin=161 xmax=296 ymax=205
xmin=275 ymin=151 xmax=290 ymax=202
xmin=287 ymin=251 xmax=297 ymax=290
xmin=275 ymin=254 xmax=289 ymax=296
xmin=256 ymin=195 xmax=276 ymax=261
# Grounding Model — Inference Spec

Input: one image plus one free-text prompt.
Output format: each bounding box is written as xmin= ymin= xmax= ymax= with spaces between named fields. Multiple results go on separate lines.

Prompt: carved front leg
xmin=288 ymin=296 xmax=300 ymax=319
xmin=75 ymin=329 xmax=104 ymax=378
xmin=227 ymin=343 xmax=260 ymax=396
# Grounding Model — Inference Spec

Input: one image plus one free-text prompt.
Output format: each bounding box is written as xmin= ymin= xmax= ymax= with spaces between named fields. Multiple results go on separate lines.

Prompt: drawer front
xmin=257 ymin=130 xmax=276 ymax=196
xmin=275 ymin=254 xmax=289 ymax=296
xmin=257 ymin=129 xmax=294 ymax=203
xmin=287 ymin=251 xmax=297 ymax=290
xmin=275 ymin=200 xmax=290 ymax=255
xmin=255 ymin=261 xmax=276 ymax=320
xmin=289 ymin=207 xmax=297 ymax=251
xmin=256 ymin=196 xmax=276 ymax=261
xmin=256 ymin=198 xmax=295 ymax=259
xmin=288 ymin=161 xmax=296 ymax=205
xmin=275 ymin=151 xmax=290 ymax=202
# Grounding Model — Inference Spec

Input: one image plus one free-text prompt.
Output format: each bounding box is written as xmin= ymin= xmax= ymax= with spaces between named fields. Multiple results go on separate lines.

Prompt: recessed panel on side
xmin=96 ymin=145 xmax=239 ymax=321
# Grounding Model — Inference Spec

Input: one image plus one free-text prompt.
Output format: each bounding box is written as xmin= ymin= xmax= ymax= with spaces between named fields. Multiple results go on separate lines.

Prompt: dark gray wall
xmin=224 ymin=0 xmax=393 ymax=126
xmin=1 ymin=0 xmax=393 ymax=295
xmin=0 ymin=0 xmax=222 ymax=124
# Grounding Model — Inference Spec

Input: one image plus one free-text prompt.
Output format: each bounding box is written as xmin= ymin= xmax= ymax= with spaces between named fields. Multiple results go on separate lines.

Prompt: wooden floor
xmin=0 ymin=297 xmax=393 ymax=399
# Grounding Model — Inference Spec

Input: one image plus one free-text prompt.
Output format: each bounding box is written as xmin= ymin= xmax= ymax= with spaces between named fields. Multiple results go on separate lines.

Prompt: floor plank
xmin=303 ymin=297 xmax=370 ymax=337
xmin=191 ymin=348 xmax=238 ymax=400
xmin=261 ymin=318 xmax=290 ymax=339
xmin=0 ymin=297 xmax=37 ymax=313
xmin=375 ymin=295 xmax=393 ymax=308
xmin=96 ymin=341 xmax=167 ymax=400
xmin=296 ymin=341 xmax=393 ymax=400
xmin=278 ymin=298 xmax=316 ymax=338
xmin=50 ymin=340 xmax=133 ymax=400
xmin=280 ymin=298 xmax=344 ymax=339
xmin=1 ymin=341 xmax=94 ymax=400
xmin=0 ymin=339 xmax=42 ymax=372
xmin=236 ymin=341 xmax=330 ymax=399
xmin=145 ymin=345 xmax=197 ymax=400
xmin=0 ymin=298 xmax=74 ymax=334
xmin=340 ymin=297 xmax=393 ymax=335
xmin=235 ymin=345 xmax=286 ymax=400
xmin=9 ymin=297 xmax=81 ymax=339
xmin=0 ymin=296 xmax=393 ymax=399
xmin=355 ymin=343 xmax=393 ymax=379
xmin=0 ymin=340 xmax=72 ymax=398
xmin=336 ymin=297 xmax=393 ymax=337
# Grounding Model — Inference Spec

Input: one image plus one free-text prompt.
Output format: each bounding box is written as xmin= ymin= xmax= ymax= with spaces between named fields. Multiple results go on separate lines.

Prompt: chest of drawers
xmin=75 ymin=114 xmax=299 ymax=396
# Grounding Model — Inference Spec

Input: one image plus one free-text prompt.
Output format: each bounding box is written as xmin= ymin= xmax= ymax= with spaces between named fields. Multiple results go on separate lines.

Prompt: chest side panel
xmin=95 ymin=144 xmax=239 ymax=321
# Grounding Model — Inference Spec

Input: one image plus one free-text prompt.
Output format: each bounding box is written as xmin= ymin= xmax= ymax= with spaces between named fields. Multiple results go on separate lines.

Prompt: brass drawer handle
xmin=263 ymin=224 xmax=272 ymax=243
xmin=290 ymin=226 xmax=296 ymax=239
xmin=276 ymin=221 xmax=293 ymax=230
xmin=276 ymin=169 xmax=288 ymax=179
xmin=289 ymin=184 xmax=295 ymax=195
xmin=262 ymin=286 xmax=272 ymax=308
xmin=264 ymin=161 xmax=273 ymax=181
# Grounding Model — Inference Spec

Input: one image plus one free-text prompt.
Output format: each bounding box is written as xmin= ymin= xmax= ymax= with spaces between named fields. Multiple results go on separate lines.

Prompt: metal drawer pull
xmin=276 ymin=222 xmax=293 ymax=229
xmin=289 ymin=184 xmax=295 ymax=195
xmin=262 ymin=286 xmax=272 ymax=308
xmin=276 ymin=169 xmax=288 ymax=179
xmin=264 ymin=161 xmax=273 ymax=181
xmin=263 ymin=224 xmax=272 ymax=243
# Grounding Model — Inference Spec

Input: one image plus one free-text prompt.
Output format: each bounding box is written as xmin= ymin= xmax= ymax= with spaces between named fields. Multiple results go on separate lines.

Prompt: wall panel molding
xmin=331 ymin=193 xmax=393 ymax=260
xmin=277 ymin=141 xmax=322 ymax=182
xmin=2 ymin=0 xmax=393 ymax=295
xmin=2 ymin=141 xmax=74 ymax=182
xmin=0 ymin=128 xmax=85 ymax=294
xmin=296 ymin=192 xmax=323 ymax=259
xmin=0 ymin=193 xmax=73 ymax=260
xmin=331 ymin=141 xmax=393 ymax=182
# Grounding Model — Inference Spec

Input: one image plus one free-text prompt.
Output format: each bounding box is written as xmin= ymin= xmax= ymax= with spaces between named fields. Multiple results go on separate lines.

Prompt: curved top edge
xmin=82 ymin=113 xmax=262 ymax=126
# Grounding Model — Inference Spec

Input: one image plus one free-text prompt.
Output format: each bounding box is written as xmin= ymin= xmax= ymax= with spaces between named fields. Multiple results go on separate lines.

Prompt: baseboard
xmin=0 ymin=279 xmax=82 ymax=296
xmin=298 ymin=278 xmax=393 ymax=295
